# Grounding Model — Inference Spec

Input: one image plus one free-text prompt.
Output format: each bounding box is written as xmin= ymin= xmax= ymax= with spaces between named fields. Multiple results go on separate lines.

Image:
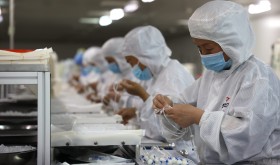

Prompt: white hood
xmin=83 ymin=46 xmax=108 ymax=73
xmin=101 ymin=37 xmax=131 ymax=75
xmin=122 ymin=25 xmax=172 ymax=76
xmin=188 ymin=1 xmax=255 ymax=72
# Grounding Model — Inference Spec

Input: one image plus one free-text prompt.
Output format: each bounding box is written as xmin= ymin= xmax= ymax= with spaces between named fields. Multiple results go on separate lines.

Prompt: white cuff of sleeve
xmin=199 ymin=111 xmax=211 ymax=127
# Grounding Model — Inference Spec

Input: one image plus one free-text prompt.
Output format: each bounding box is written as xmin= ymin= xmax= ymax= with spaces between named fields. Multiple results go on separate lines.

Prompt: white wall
xmin=251 ymin=15 xmax=280 ymax=64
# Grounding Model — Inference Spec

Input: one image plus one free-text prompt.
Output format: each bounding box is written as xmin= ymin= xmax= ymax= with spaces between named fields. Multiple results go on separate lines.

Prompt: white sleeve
xmin=171 ymin=78 xmax=202 ymax=105
xmin=150 ymin=78 xmax=200 ymax=144
xmin=139 ymin=82 xmax=199 ymax=142
xmin=199 ymin=77 xmax=278 ymax=164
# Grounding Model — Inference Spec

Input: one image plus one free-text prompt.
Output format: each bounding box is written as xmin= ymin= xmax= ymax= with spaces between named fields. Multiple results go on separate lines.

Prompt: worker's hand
xmin=102 ymin=94 xmax=110 ymax=106
xmin=72 ymin=74 xmax=80 ymax=81
xmin=152 ymin=94 xmax=172 ymax=112
xmin=89 ymin=82 xmax=98 ymax=91
xmin=108 ymin=83 xmax=124 ymax=94
xmin=119 ymin=80 xmax=142 ymax=95
xmin=111 ymin=83 xmax=125 ymax=92
xmin=119 ymin=80 xmax=149 ymax=101
xmin=108 ymin=84 xmax=114 ymax=92
xmin=87 ymin=93 xmax=101 ymax=103
xmin=164 ymin=104 xmax=204 ymax=128
xmin=86 ymin=93 xmax=93 ymax=100
xmin=117 ymin=108 xmax=136 ymax=125
xmin=103 ymin=91 xmax=120 ymax=105
xmin=75 ymin=84 xmax=84 ymax=94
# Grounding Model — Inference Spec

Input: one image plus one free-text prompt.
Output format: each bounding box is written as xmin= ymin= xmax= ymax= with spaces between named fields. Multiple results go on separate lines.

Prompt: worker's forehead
xmin=105 ymin=56 xmax=115 ymax=62
xmin=125 ymin=55 xmax=138 ymax=61
xmin=192 ymin=38 xmax=219 ymax=46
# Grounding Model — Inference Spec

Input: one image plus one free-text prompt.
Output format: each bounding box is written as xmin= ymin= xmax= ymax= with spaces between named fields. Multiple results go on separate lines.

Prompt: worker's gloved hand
xmin=119 ymin=79 xmax=149 ymax=101
xmin=152 ymin=94 xmax=172 ymax=112
xmin=117 ymin=108 xmax=136 ymax=125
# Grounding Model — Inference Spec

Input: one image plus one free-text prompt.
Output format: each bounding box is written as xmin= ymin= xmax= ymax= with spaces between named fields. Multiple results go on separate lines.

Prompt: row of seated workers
xmin=66 ymin=1 xmax=280 ymax=164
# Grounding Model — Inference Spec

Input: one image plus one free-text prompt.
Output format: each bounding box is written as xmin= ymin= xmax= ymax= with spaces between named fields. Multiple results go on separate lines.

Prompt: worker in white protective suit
xmin=82 ymin=47 xmax=103 ymax=87
xmin=72 ymin=46 xmax=101 ymax=95
xmin=118 ymin=25 xmax=195 ymax=142
xmin=101 ymin=37 xmax=140 ymax=112
xmin=69 ymin=49 xmax=85 ymax=93
xmin=153 ymin=1 xmax=280 ymax=164
xmin=82 ymin=46 xmax=118 ymax=102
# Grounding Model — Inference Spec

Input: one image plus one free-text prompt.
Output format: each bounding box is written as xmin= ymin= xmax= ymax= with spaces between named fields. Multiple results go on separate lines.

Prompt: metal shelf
xmin=0 ymin=71 xmax=50 ymax=165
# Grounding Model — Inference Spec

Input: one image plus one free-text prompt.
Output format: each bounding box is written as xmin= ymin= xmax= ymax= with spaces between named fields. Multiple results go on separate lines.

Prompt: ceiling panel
xmin=0 ymin=0 xmax=279 ymax=44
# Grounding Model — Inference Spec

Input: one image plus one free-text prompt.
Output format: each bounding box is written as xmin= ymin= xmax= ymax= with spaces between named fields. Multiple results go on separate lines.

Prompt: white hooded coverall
xmin=101 ymin=37 xmax=139 ymax=109
xmin=123 ymin=25 xmax=195 ymax=141
xmin=83 ymin=46 xmax=117 ymax=98
xmin=160 ymin=1 xmax=280 ymax=164
xmin=82 ymin=47 xmax=102 ymax=85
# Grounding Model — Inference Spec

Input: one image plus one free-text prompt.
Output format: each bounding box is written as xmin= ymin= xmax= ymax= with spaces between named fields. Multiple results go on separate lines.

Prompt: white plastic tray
xmin=51 ymin=130 xmax=145 ymax=146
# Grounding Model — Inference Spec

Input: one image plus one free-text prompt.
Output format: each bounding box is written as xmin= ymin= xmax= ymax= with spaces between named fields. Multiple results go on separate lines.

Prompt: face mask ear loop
xmin=111 ymin=83 xmax=120 ymax=114
xmin=157 ymin=105 xmax=187 ymax=142
xmin=188 ymin=127 xmax=196 ymax=151
xmin=113 ymin=83 xmax=120 ymax=96
xmin=112 ymin=81 xmax=132 ymax=114
xmin=162 ymin=105 xmax=186 ymax=134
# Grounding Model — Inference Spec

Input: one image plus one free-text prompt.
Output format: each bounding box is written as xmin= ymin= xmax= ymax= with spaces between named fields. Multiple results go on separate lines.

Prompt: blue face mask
xmin=200 ymin=51 xmax=232 ymax=72
xmin=108 ymin=62 xmax=121 ymax=74
xmin=81 ymin=66 xmax=100 ymax=76
xmin=132 ymin=64 xmax=153 ymax=80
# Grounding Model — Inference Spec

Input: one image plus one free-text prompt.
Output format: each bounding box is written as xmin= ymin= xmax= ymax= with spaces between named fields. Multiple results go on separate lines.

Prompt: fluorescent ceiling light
xmin=99 ymin=15 xmax=112 ymax=26
xmin=142 ymin=0 xmax=154 ymax=3
xmin=110 ymin=8 xmax=124 ymax=20
xmin=124 ymin=0 xmax=139 ymax=13
xmin=79 ymin=18 xmax=99 ymax=24
xmin=248 ymin=0 xmax=271 ymax=14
